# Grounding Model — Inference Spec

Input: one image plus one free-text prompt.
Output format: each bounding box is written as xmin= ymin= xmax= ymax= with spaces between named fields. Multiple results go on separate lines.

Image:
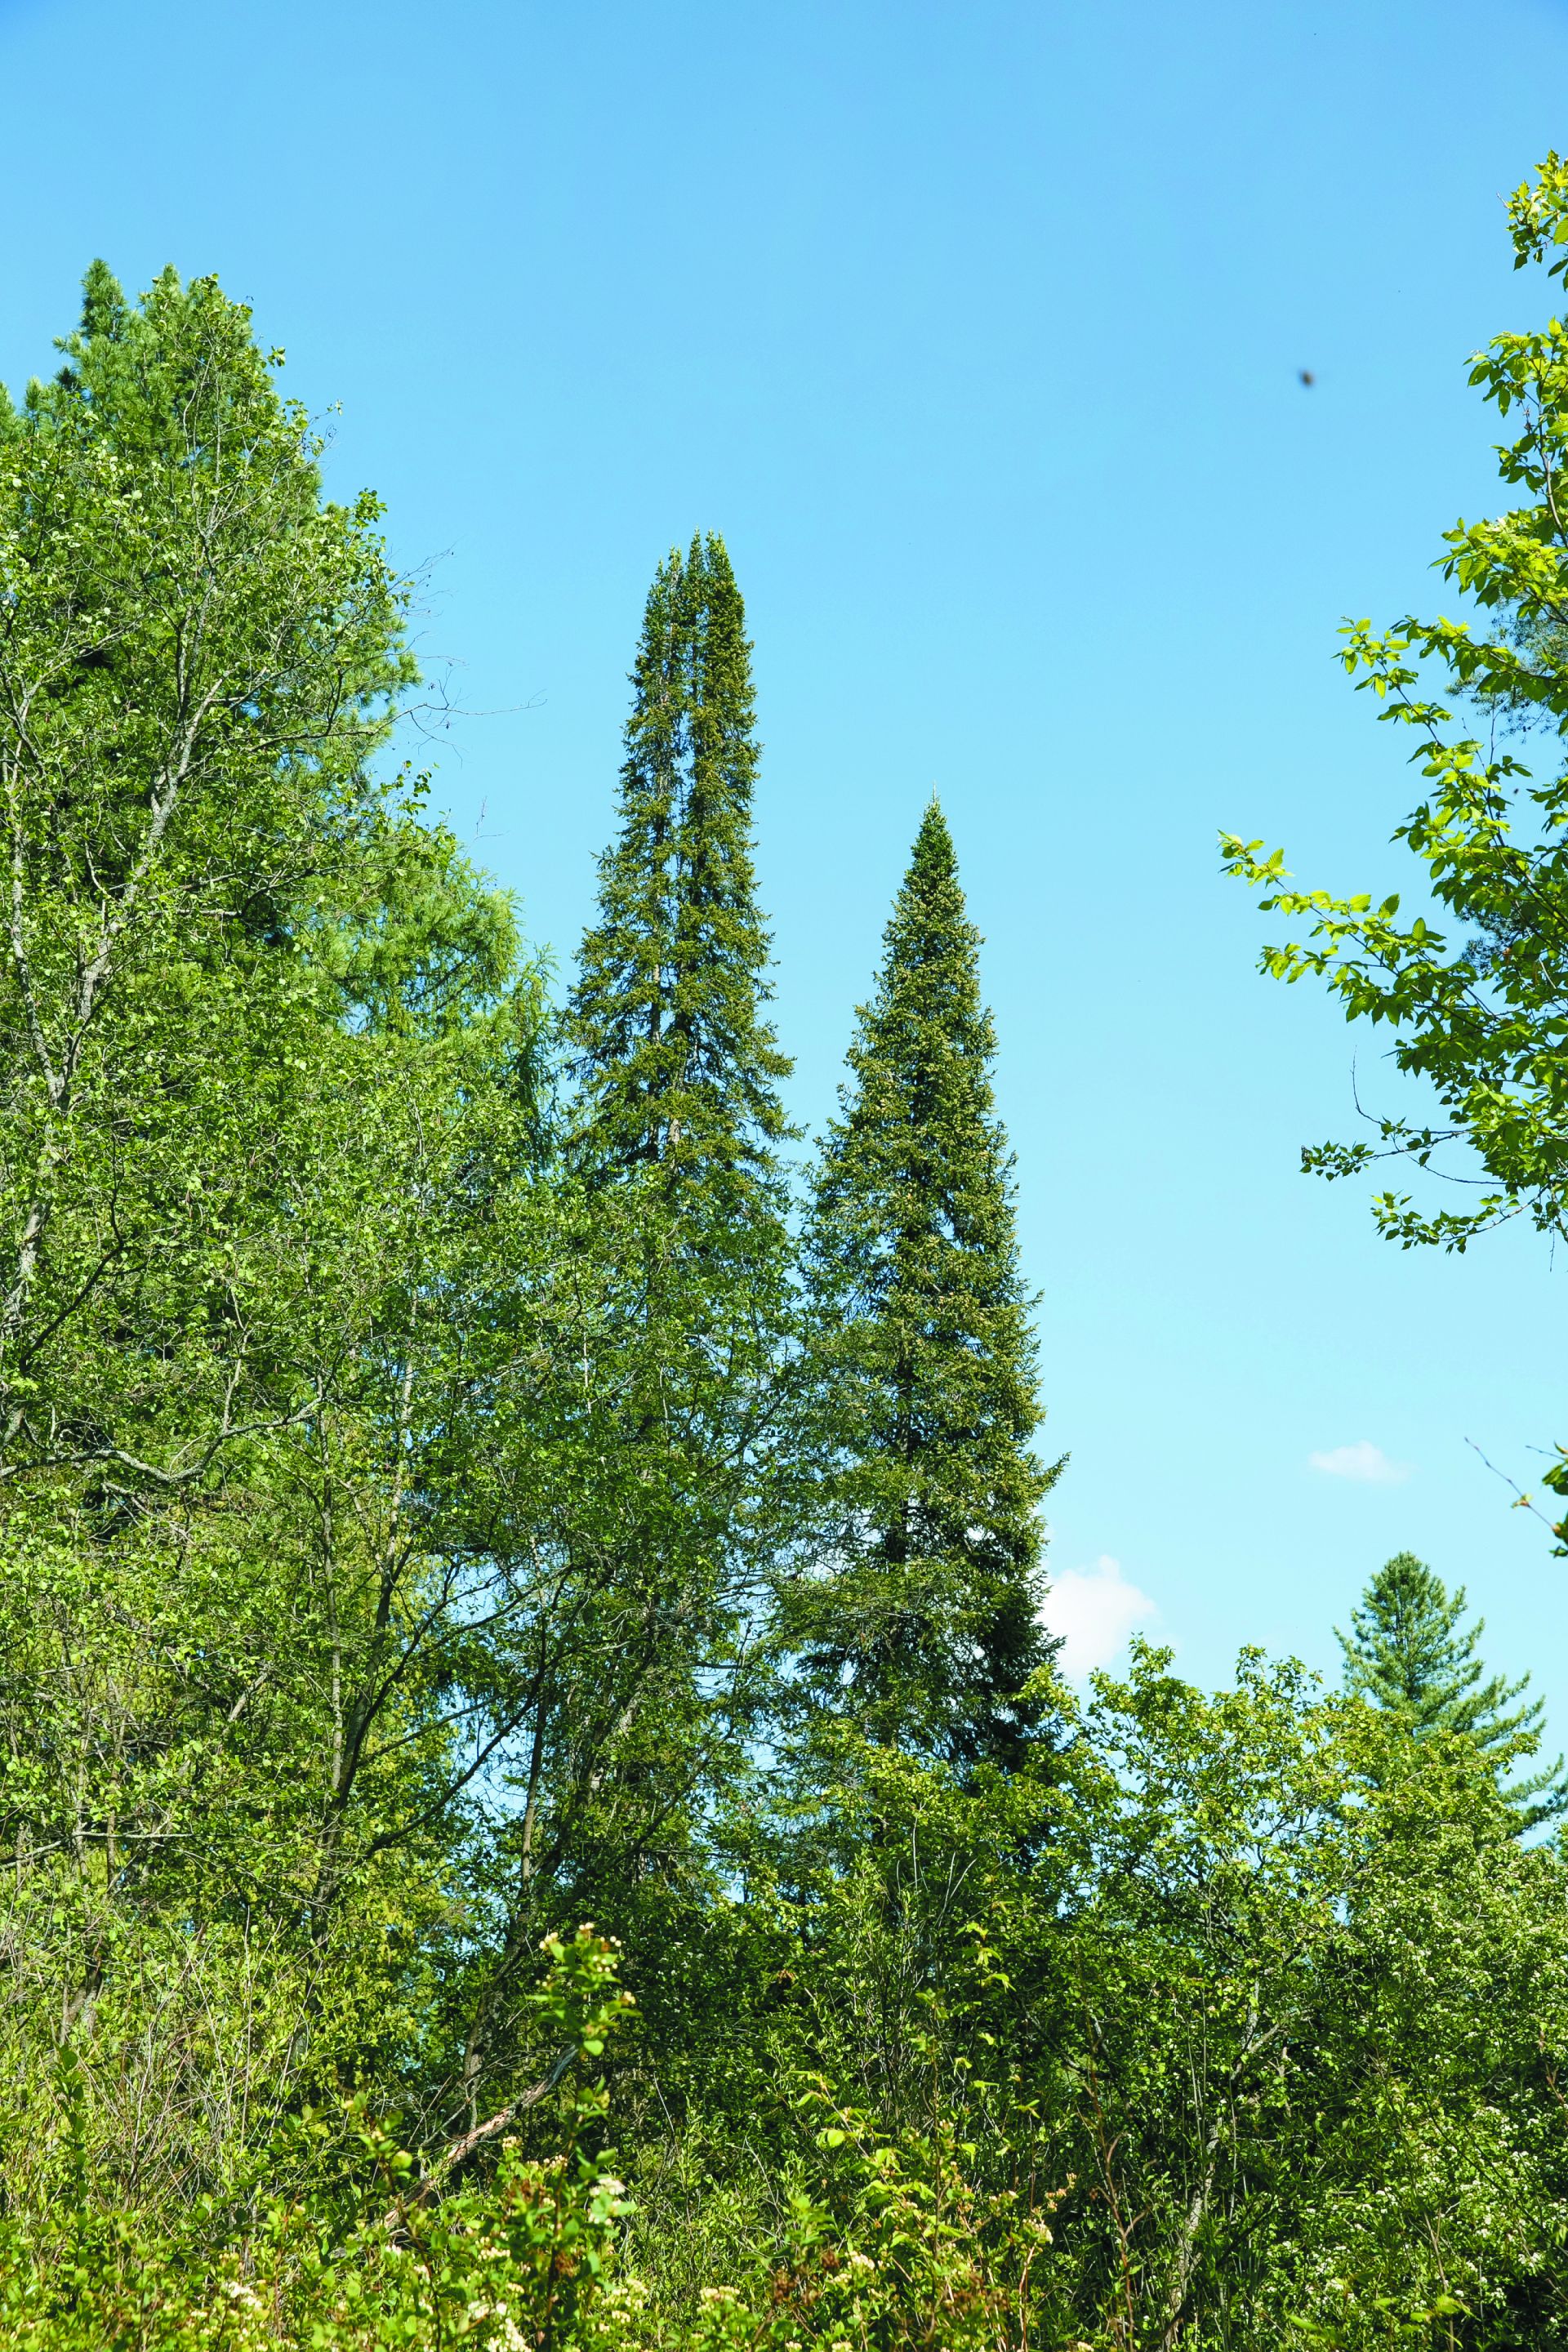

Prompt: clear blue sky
xmin=5 ymin=0 xmax=1568 ymax=1703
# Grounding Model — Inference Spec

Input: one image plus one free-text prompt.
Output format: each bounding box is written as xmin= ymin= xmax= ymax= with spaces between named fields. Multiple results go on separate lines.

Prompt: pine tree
xmin=791 ymin=800 xmax=1060 ymax=1769
xmin=567 ymin=532 xmax=791 ymax=1209
xmin=1339 ymin=1552 xmax=1568 ymax=1831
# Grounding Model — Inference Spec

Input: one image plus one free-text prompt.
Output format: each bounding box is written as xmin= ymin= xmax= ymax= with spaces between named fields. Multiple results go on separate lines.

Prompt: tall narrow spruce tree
xmin=791 ymin=800 xmax=1060 ymax=1768
xmin=1339 ymin=1552 xmax=1568 ymax=1831
xmin=510 ymin=536 xmax=795 ymax=1949
xmin=568 ymin=532 xmax=791 ymax=1209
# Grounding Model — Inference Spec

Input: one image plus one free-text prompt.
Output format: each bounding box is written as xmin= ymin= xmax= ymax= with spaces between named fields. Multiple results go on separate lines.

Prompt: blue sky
xmin=5 ymin=0 xmax=1568 ymax=1704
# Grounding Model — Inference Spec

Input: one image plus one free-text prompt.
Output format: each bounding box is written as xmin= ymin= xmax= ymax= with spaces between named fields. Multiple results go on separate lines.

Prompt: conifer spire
xmin=554 ymin=538 xmax=795 ymax=1868
xmin=793 ymin=800 xmax=1060 ymax=1767
xmin=1339 ymin=1552 xmax=1568 ymax=1831
xmin=567 ymin=533 xmax=790 ymax=1203
xmin=78 ymin=260 xmax=127 ymax=343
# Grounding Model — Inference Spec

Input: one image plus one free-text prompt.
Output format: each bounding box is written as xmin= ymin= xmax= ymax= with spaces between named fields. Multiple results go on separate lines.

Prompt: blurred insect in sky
xmin=1298 ymin=369 xmax=1315 ymax=386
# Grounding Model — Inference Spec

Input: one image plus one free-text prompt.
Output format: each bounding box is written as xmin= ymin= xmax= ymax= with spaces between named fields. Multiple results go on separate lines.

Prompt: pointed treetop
xmin=568 ymin=532 xmax=791 ymax=1209
xmin=793 ymin=801 xmax=1059 ymax=1770
xmin=79 ymin=261 xmax=127 ymax=344
xmin=1339 ymin=1551 xmax=1568 ymax=1831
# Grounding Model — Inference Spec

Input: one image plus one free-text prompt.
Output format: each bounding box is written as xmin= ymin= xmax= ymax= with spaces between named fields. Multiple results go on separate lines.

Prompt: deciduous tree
xmin=1223 ymin=152 xmax=1568 ymax=1542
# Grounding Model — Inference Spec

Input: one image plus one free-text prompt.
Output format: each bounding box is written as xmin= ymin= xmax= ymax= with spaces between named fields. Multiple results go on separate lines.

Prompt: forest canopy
xmin=7 ymin=165 xmax=1568 ymax=2350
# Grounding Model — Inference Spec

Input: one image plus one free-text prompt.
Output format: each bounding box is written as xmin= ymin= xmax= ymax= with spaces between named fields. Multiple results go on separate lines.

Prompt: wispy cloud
xmin=1308 ymin=1440 xmax=1411 ymax=1486
xmin=1042 ymin=1555 xmax=1158 ymax=1678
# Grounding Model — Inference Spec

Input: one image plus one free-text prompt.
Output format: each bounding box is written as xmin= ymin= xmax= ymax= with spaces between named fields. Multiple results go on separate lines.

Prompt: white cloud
xmin=1307 ymin=1440 xmax=1411 ymax=1486
xmin=1042 ymin=1555 xmax=1158 ymax=1678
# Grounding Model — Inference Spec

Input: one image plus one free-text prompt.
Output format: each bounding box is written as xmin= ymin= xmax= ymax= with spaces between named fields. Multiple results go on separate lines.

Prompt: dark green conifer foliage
xmin=78 ymin=257 xmax=128 ymax=344
xmin=533 ymin=537 xmax=793 ymax=1939
xmin=1339 ymin=1551 xmax=1568 ymax=1830
xmin=568 ymin=532 xmax=790 ymax=1206
xmin=792 ymin=800 xmax=1060 ymax=1768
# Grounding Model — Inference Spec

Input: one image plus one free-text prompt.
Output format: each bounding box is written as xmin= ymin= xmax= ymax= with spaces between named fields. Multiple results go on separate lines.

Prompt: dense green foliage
xmin=9 ymin=192 xmax=1568 ymax=2350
